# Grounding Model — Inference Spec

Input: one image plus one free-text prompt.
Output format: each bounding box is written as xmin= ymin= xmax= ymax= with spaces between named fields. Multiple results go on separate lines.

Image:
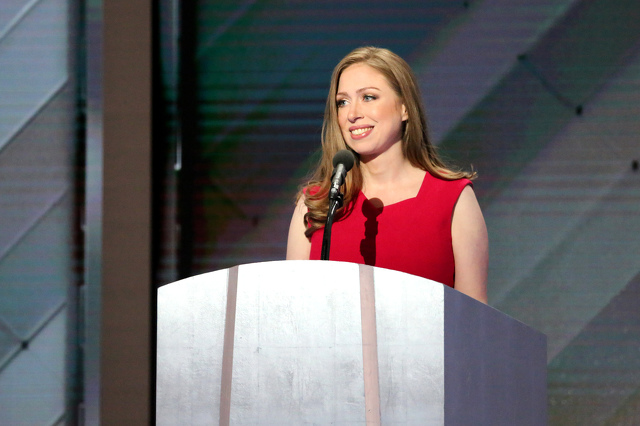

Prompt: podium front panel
xmin=229 ymin=261 xmax=366 ymax=423
xmin=374 ymin=267 xmax=445 ymax=423
xmin=157 ymin=260 xmax=546 ymax=425
xmin=157 ymin=268 xmax=229 ymax=424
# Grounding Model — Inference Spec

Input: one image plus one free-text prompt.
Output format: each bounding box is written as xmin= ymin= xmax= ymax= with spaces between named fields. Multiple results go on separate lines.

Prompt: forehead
xmin=337 ymin=63 xmax=392 ymax=92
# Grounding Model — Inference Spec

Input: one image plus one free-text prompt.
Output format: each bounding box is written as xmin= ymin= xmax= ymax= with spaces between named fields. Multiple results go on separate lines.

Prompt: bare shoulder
xmin=451 ymin=185 xmax=488 ymax=303
xmin=454 ymin=185 xmax=482 ymax=218
xmin=286 ymin=195 xmax=312 ymax=260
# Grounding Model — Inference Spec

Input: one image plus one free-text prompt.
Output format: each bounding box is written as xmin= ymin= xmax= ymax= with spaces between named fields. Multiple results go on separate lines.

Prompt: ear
xmin=401 ymin=104 xmax=408 ymax=122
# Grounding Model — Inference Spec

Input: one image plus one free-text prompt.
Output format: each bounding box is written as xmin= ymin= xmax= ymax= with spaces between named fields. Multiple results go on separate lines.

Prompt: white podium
xmin=156 ymin=260 xmax=546 ymax=425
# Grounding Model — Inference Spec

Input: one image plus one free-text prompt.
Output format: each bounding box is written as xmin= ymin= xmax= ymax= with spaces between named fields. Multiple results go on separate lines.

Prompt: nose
xmin=347 ymin=102 xmax=362 ymax=123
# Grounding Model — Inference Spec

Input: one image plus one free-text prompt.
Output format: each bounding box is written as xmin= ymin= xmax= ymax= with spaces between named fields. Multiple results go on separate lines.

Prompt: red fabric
xmin=309 ymin=173 xmax=471 ymax=287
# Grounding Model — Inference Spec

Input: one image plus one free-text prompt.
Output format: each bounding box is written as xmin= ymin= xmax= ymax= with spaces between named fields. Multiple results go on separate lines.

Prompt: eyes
xmin=336 ymin=94 xmax=377 ymax=108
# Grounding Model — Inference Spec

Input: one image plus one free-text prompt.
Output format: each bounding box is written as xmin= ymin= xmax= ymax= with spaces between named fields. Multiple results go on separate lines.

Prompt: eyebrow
xmin=336 ymin=86 xmax=381 ymax=97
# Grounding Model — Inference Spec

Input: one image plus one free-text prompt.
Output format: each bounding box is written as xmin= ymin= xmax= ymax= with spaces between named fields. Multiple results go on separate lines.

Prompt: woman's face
xmin=336 ymin=63 xmax=408 ymax=161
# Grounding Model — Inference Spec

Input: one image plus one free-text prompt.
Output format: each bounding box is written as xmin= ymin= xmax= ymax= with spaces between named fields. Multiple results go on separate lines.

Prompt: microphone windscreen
xmin=332 ymin=149 xmax=356 ymax=172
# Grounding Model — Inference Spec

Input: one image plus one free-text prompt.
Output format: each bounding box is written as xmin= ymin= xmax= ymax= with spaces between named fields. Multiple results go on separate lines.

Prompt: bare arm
xmin=451 ymin=185 xmax=489 ymax=303
xmin=286 ymin=196 xmax=312 ymax=260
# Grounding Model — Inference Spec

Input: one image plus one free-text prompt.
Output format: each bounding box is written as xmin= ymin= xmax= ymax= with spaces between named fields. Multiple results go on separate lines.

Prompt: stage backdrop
xmin=156 ymin=0 xmax=640 ymax=424
xmin=0 ymin=0 xmax=79 ymax=424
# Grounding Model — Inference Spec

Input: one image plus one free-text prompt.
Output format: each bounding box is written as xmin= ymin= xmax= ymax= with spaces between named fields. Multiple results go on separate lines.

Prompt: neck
xmin=360 ymin=145 xmax=412 ymax=184
xmin=358 ymin=151 xmax=426 ymax=204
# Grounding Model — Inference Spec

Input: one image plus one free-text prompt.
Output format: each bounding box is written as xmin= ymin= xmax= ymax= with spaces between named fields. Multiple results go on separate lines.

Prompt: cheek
xmin=337 ymin=110 xmax=349 ymax=128
xmin=385 ymin=105 xmax=404 ymax=126
xmin=370 ymin=104 xmax=387 ymax=121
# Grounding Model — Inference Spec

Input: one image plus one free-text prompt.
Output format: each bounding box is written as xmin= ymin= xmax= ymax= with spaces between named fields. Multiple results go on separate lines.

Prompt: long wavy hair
xmin=299 ymin=46 xmax=476 ymax=237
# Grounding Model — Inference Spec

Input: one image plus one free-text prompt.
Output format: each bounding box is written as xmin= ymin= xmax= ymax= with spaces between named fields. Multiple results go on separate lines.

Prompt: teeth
xmin=351 ymin=127 xmax=373 ymax=135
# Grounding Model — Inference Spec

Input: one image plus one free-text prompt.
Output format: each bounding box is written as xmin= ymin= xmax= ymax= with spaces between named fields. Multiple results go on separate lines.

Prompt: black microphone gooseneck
xmin=321 ymin=150 xmax=356 ymax=260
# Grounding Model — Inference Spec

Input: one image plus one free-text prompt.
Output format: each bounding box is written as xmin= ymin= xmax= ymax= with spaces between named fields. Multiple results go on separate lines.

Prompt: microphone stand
xmin=320 ymin=149 xmax=355 ymax=261
xmin=320 ymin=190 xmax=343 ymax=260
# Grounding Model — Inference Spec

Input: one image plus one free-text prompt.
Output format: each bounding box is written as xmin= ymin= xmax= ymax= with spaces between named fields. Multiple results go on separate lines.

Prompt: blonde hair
xmin=300 ymin=46 xmax=475 ymax=237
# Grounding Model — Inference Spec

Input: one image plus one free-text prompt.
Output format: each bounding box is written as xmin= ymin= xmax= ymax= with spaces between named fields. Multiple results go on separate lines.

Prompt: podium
xmin=156 ymin=261 xmax=546 ymax=425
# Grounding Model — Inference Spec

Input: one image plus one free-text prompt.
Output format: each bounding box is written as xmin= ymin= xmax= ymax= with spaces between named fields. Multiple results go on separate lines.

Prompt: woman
xmin=286 ymin=47 xmax=488 ymax=303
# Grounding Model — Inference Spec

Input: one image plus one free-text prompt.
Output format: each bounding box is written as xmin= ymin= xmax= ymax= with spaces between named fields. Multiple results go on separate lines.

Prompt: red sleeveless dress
xmin=309 ymin=172 xmax=471 ymax=287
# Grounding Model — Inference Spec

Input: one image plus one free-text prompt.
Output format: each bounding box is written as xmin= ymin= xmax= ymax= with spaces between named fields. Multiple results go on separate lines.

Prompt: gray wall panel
xmin=0 ymin=0 xmax=76 ymax=422
xmin=0 ymin=0 xmax=68 ymax=151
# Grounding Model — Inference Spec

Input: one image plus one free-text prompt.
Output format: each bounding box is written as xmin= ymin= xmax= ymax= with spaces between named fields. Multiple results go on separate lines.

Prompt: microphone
xmin=329 ymin=149 xmax=356 ymax=203
xmin=322 ymin=149 xmax=355 ymax=260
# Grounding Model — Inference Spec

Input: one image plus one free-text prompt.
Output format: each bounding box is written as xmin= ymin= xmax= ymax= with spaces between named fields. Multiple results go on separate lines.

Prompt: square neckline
xmin=360 ymin=171 xmax=428 ymax=209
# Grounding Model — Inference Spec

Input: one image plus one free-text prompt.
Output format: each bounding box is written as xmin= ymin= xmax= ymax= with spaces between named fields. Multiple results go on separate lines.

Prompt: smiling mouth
xmin=350 ymin=127 xmax=373 ymax=135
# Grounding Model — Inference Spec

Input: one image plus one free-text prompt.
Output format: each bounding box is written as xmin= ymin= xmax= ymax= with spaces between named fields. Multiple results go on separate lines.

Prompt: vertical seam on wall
xmin=219 ymin=266 xmax=239 ymax=425
xmin=359 ymin=264 xmax=381 ymax=425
